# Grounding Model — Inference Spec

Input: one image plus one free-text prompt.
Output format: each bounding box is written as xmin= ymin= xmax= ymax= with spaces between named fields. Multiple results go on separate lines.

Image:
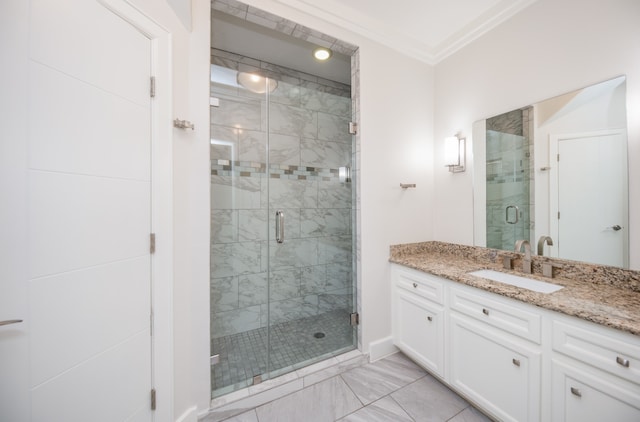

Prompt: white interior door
xmin=550 ymin=130 xmax=628 ymax=267
xmin=2 ymin=0 xmax=155 ymax=421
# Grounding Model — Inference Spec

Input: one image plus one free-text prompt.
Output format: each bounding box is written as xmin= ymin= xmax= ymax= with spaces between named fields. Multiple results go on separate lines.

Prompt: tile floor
xmin=203 ymin=352 xmax=493 ymax=422
xmin=212 ymin=309 xmax=356 ymax=395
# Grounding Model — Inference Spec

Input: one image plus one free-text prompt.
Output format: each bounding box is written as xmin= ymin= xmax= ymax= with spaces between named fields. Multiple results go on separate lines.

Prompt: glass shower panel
xmin=266 ymin=77 xmax=356 ymax=378
xmin=486 ymin=130 xmax=531 ymax=250
xmin=210 ymin=65 xmax=270 ymax=397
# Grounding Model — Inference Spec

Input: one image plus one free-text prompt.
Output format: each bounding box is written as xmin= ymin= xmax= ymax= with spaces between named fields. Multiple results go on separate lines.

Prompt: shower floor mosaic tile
xmin=212 ymin=309 xmax=355 ymax=395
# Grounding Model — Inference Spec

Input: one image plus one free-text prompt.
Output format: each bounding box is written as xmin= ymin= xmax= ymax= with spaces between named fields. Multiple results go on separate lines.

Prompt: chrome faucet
xmin=537 ymin=236 xmax=554 ymax=256
xmin=514 ymin=239 xmax=532 ymax=274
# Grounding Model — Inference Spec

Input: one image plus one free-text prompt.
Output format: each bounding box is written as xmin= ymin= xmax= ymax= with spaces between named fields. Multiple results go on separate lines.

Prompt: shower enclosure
xmin=209 ymin=50 xmax=357 ymax=397
xmin=485 ymin=108 xmax=533 ymax=251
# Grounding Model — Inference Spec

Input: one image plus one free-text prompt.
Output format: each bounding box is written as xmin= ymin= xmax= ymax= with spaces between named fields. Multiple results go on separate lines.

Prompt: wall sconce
xmin=444 ymin=134 xmax=466 ymax=173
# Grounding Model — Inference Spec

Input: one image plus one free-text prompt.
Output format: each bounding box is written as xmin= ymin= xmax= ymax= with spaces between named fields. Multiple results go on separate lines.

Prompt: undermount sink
xmin=468 ymin=269 xmax=564 ymax=294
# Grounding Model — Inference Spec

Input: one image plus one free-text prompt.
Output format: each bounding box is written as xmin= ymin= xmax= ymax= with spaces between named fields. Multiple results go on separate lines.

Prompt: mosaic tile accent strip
xmin=211 ymin=161 xmax=345 ymax=182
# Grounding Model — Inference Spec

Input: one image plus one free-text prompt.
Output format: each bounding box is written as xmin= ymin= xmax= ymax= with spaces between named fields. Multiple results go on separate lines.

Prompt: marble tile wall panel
xmin=269 ymin=103 xmax=317 ymax=139
xmin=245 ymin=5 xmax=297 ymax=34
xmin=211 ymin=97 xmax=263 ymax=131
xmin=238 ymin=272 xmax=267 ymax=308
xmin=268 ymin=178 xmax=317 ymax=209
xmin=238 ymin=130 xmax=266 ymax=163
xmin=268 ymin=133 xmax=300 ymax=166
xmin=261 ymin=295 xmax=319 ymax=326
xmin=326 ymin=261 xmax=352 ymax=291
xmin=318 ymin=236 xmax=352 ymax=265
xmin=238 ymin=209 xmax=268 ymax=242
xmin=300 ymin=87 xmax=351 ymax=116
xmin=301 ymin=138 xmax=351 ymax=169
xmin=270 ymin=269 xmax=302 ymax=301
xmin=211 ymin=276 xmax=239 ymax=312
xmin=318 ymin=289 xmax=351 ymax=313
xmin=211 ymin=175 xmax=263 ymax=210
xmin=269 ymin=238 xmax=318 ymax=269
xmin=317 ymin=112 xmax=351 ymax=143
xmin=268 ymin=208 xmax=301 ymax=240
xmin=268 ymin=81 xmax=302 ymax=107
xmin=212 ymin=305 xmax=261 ymax=339
xmin=211 ymin=241 xmax=262 ymax=278
xmin=300 ymin=265 xmax=327 ymax=295
xmin=318 ymin=181 xmax=352 ymax=209
xmin=211 ymin=210 xmax=238 ymax=243
xmin=300 ymin=208 xmax=351 ymax=237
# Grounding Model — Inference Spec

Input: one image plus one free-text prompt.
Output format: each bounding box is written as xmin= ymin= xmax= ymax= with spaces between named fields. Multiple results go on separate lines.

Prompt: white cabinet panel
xmin=395 ymin=290 xmax=444 ymax=377
xmin=450 ymin=313 xmax=541 ymax=422
xmin=450 ymin=286 xmax=541 ymax=343
xmin=29 ymin=256 xmax=150 ymax=386
xmin=29 ymin=171 xmax=150 ymax=278
xmin=553 ymin=319 xmax=640 ymax=385
xmin=552 ymin=360 xmax=640 ymax=422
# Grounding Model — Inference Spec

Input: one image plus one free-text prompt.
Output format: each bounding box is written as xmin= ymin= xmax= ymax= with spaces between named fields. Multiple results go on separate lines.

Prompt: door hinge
xmin=150 ymin=233 xmax=156 ymax=254
xmin=350 ymin=312 xmax=359 ymax=326
xmin=558 ymin=211 xmax=561 ymax=219
xmin=150 ymin=388 xmax=156 ymax=410
xmin=348 ymin=122 xmax=358 ymax=135
xmin=150 ymin=76 xmax=156 ymax=98
xmin=557 ymin=153 xmax=560 ymax=162
xmin=150 ymin=309 xmax=154 ymax=337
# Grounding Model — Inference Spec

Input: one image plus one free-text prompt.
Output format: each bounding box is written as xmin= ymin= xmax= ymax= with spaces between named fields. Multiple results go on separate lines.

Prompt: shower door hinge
xmin=150 ymin=233 xmax=156 ymax=254
xmin=150 ymin=76 xmax=156 ymax=98
xmin=348 ymin=122 xmax=358 ymax=135
xmin=150 ymin=388 xmax=157 ymax=410
xmin=210 ymin=354 xmax=220 ymax=365
xmin=350 ymin=312 xmax=359 ymax=326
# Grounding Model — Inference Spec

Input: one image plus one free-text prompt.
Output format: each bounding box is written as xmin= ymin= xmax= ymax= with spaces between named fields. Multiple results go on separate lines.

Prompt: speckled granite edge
xmin=390 ymin=241 xmax=640 ymax=292
xmin=389 ymin=241 xmax=640 ymax=337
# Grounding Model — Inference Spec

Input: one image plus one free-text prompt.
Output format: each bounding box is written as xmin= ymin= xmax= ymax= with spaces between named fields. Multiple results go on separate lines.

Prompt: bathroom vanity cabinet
xmin=391 ymin=264 xmax=640 ymax=422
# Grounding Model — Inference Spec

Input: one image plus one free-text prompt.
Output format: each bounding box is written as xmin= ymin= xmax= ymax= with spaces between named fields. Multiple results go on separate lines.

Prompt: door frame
xmin=98 ymin=1 xmax=174 ymax=420
xmin=549 ymin=128 xmax=629 ymax=266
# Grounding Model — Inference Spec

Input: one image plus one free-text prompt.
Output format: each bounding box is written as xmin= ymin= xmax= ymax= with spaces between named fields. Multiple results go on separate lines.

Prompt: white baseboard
xmin=175 ymin=406 xmax=198 ymax=422
xmin=368 ymin=336 xmax=398 ymax=362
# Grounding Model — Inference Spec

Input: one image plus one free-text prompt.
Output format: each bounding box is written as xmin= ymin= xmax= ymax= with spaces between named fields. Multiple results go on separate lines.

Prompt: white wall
xmin=433 ymin=0 xmax=640 ymax=269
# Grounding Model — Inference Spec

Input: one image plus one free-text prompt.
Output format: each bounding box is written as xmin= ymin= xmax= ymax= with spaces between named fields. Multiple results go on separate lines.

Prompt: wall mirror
xmin=473 ymin=76 xmax=629 ymax=268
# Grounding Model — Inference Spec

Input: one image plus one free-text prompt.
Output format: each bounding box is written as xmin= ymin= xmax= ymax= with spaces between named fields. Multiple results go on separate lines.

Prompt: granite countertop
xmin=389 ymin=241 xmax=640 ymax=337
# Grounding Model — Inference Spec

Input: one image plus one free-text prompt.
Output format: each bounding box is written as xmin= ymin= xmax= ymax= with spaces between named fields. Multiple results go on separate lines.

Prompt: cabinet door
xmin=552 ymin=360 xmax=640 ymax=422
xmin=395 ymin=289 xmax=444 ymax=377
xmin=450 ymin=313 xmax=541 ymax=422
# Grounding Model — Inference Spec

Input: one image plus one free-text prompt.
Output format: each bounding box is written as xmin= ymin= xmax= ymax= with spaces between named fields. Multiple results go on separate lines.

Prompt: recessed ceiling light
xmin=313 ymin=47 xmax=332 ymax=61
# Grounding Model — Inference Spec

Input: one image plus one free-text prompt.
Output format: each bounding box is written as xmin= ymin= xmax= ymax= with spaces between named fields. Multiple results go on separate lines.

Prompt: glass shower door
xmin=265 ymin=75 xmax=356 ymax=378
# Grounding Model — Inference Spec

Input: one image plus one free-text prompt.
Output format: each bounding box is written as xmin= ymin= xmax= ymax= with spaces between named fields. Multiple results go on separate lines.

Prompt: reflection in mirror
xmin=473 ymin=76 xmax=629 ymax=268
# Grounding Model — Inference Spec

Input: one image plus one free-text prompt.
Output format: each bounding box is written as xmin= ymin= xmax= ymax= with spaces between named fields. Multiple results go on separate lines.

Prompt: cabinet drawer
xmin=553 ymin=319 xmax=640 ymax=385
xmin=551 ymin=359 xmax=640 ymax=422
xmin=450 ymin=286 xmax=541 ymax=343
xmin=395 ymin=267 xmax=445 ymax=305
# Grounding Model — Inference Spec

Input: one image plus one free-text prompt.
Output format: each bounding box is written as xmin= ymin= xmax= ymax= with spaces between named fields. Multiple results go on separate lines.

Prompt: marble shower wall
xmin=485 ymin=107 xmax=534 ymax=251
xmin=210 ymin=52 xmax=354 ymax=338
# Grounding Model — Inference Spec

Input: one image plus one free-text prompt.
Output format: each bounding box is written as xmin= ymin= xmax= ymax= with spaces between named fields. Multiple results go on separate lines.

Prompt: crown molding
xmin=272 ymin=0 xmax=538 ymax=65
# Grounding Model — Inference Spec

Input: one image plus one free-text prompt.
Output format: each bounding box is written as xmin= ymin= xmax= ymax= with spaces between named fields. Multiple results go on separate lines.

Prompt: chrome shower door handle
xmin=0 ymin=319 xmax=23 ymax=327
xmin=275 ymin=210 xmax=285 ymax=243
xmin=506 ymin=205 xmax=519 ymax=224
